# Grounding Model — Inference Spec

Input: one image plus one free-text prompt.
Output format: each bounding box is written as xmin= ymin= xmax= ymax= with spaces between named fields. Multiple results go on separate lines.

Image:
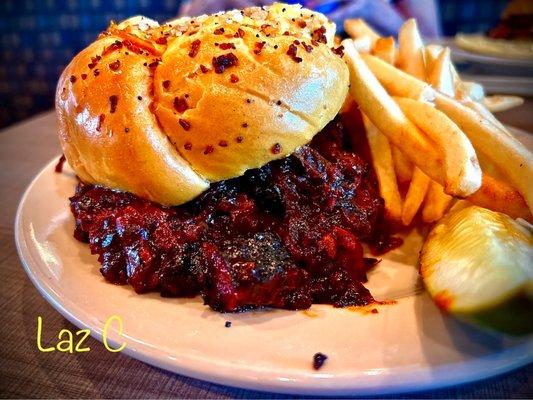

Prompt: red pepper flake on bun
xmin=219 ymin=42 xmax=236 ymax=50
xmin=179 ymin=118 xmax=191 ymax=130
xmin=212 ymin=53 xmax=238 ymax=73
xmin=189 ymin=39 xmax=201 ymax=57
xmin=174 ymin=96 xmax=188 ymax=113
xmin=286 ymin=44 xmax=302 ymax=63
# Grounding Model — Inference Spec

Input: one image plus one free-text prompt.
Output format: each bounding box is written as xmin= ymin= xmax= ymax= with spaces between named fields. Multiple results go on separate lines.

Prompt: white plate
xmin=438 ymin=38 xmax=533 ymax=69
xmin=459 ymin=74 xmax=533 ymax=96
xmin=15 ymin=128 xmax=533 ymax=396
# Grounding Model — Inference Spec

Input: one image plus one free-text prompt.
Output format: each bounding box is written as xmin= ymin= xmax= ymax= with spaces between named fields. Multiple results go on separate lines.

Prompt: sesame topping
xmin=271 ymin=143 xmax=282 ymax=154
xmin=179 ymin=119 xmax=191 ymax=130
xmin=109 ymin=95 xmax=118 ymax=113
xmin=212 ymin=53 xmax=238 ymax=74
xmin=173 ymin=96 xmax=188 ymax=113
xmin=189 ymin=39 xmax=201 ymax=57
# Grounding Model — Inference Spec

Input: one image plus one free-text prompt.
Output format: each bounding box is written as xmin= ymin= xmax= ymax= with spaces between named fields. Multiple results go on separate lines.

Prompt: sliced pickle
xmin=420 ymin=204 xmax=533 ymax=335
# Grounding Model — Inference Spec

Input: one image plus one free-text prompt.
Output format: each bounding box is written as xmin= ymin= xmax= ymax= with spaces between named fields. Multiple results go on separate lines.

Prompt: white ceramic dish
xmin=15 ymin=128 xmax=533 ymax=396
xmin=438 ymin=37 xmax=533 ymax=69
xmin=459 ymin=74 xmax=533 ymax=96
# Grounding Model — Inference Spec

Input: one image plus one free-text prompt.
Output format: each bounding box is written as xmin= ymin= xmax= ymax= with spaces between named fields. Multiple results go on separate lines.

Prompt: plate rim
xmin=15 ymin=129 xmax=533 ymax=396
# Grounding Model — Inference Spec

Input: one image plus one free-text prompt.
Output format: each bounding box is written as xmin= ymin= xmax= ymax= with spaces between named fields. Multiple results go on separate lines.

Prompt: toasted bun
xmin=56 ymin=3 xmax=349 ymax=205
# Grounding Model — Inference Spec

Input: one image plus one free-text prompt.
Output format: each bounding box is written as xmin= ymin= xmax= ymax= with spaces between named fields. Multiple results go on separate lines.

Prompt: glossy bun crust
xmin=56 ymin=3 xmax=349 ymax=205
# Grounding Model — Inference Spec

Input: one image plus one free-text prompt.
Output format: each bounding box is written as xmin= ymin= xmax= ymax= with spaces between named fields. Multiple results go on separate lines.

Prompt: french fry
xmin=434 ymin=92 xmax=533 ymax=214
xmin=344 ymin=18 xmax=380 ymax=44
xmin=425 ymin=44 xmax=443 ymax=67
xmin=360 ymin=52 xmax=533 ymax=213
xmin=422 ymin=181 xmax=454 ymax=223
xmin=402 ymin=169 xmax=431 ymax=225
xmin=467 ymin=174 xmax=532 ymax=220
xmin=423 ymin=44 xmax=454 ymax=221
xmin=370 ymin=33 xmax=412 ymax=188
xmin=463 ymin=99 xmax=513 ymax=137
xmin=391 ymin=141 xmax=413 ymax=184
xmin=372 ymin=37 xmax=396 ymax=65
xmin=352 ymin=36 xmax=372 ymax=53
xmin=426 ymin=47 xmax=455 ymax=97
xmin=456 ymin=81 xmax=485 ymax=102
xmin=360 ymin=53 xmax=435 ymax=102
xmin=395 ymin=97 xmax=481 ymax=197
xmin=397 ymin=19 xmax=430 ymax=224
xmin=484 ymin=95 xmax=524 ymax=112
xmin=362 ymin=115 xmax=403 ymax=220
xmin=342 ymin=39 xmax=446 ymax=186
xmin=397 ymin=19 xmax=427 ymax=81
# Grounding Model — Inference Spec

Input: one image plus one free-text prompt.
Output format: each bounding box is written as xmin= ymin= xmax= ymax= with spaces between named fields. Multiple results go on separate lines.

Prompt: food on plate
xmin=396 ymin=19 xmax=431 ymax=226
xmin=455 ymin=0 xmax=533 ymax=59
xmin=57 ymin=3 xmax=403 ymax=312
xmin=354 ymin=50 xmax=532 ymax=220
xmin=56 ymin=2 xmax=532 ymax=322
xmin=362 ymin=115 xmax=402 ymax=220
xmin=56 ymin=3 xmax=348 ymax=206
xmin=489 ymin=0 xmax=533 ymax=41
xmin=454 ymin=33 xmax=533 ymax=60
xmin=483 ymin=95 xmax=525 ymax=112
xmin=420 ymin=203 xmax=533 ymax=335
xmin=345 ymin=16 xmax=532 ymax=333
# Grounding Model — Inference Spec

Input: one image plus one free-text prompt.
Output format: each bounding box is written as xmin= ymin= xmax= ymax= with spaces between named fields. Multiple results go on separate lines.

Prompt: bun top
xmin=56 ymin=2 xmax=349 ymax=205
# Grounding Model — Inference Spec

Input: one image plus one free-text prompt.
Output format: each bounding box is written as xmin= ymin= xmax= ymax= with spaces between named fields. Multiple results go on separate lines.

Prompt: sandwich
xmin=56 ymin=3 xmax=399 ymax=312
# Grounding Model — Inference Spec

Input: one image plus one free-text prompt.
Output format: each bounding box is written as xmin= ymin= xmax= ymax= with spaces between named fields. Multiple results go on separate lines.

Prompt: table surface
xmin=1 ymin=104 xmax=532 ymax=399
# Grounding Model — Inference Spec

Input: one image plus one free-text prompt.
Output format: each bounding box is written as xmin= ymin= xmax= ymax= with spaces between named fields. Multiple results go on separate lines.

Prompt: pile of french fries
xmin=341 ymin=19 xmax=533 ymax=224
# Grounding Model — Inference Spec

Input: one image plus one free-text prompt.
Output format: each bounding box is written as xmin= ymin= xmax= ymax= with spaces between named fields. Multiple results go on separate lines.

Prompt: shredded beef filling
xmin=69 ymin=118 xmax=401 ymax=312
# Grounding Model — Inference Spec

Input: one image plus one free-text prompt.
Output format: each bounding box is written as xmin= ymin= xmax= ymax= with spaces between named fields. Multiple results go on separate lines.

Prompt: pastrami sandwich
xmin=56 ymin=3 xmax=399 ymax=312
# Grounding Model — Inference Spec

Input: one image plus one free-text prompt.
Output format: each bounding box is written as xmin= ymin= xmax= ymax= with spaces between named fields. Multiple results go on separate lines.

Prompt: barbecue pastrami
xmin=69 ymin=119 xmax=401 ymax=312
